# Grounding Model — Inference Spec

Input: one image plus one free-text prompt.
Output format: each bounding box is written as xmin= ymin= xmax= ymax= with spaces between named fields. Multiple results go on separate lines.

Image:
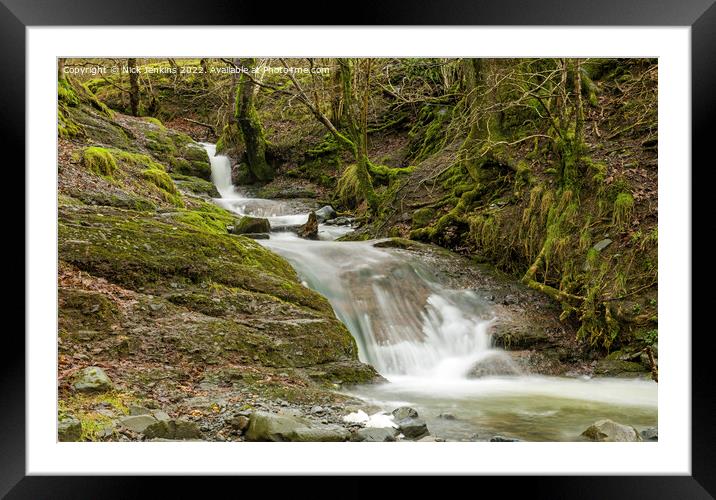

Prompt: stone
xmin=242 ymin=233 xmax=270 ymax=240
xmin=245 ymin=411 xmax=306 ymax=442
xmin=640 ymin=427 xmax=658 ymax=441
xmin=73 ymin=366 xmax=113 ymax=393
xmin=128 ymin=405 xmax=151 ymax=416
xmin=392 ymin=407 xmax=419 ymax=420
xmin=143 ymin=419 xmax=202 ymax=440
xmin=277 ymin=407 xmax=303 ymax=418
xmin=174 ymin=419 xmax=202 ymax=439
xmin=417 ymin=435 xmax=439 ymax=442
xmin=119 ymin=415 xmax=158 ymax=433
xmin=315 ymin=205 xmax=337 ymax=223
xmin=152 ymin=410 xmax=171 ymax=422
xmin=354 ymin=427 xmax=397 ymax=442
xmin=581 ymin=419 xmax=642 ymax=442
xmin=230 ymin=216 xmax=270 ymax=235
xmin=397 ymin=417 xmax=429 ymax=439
xmin=468 ymin=352 xmax=521 ymax=378
xmin=592 ymin=238 xmax=613 ymax=252
xmin=438 ymin=413 xmax=456 ymax=420
xmin=288 ymin=425 xmax=350 ymax=442
xmin=325 ymin=216 xmax=354 ymax=226
xmin=310 ymin=405 xmax=325 ymax=415
xmin=228 ymin=415 xmax=250 ymax=432
xmin=490 ymin=435 xmax=520 ymax=442
xmin=298 ymin=212 xmax=319 ymax=240
xmin=58 ymin=415 xmax=82 ymax=442
xmin=593 ymin=359 xmax=649 ymax=378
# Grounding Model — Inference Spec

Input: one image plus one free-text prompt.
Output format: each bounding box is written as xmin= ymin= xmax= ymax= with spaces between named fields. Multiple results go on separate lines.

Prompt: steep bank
xmin=57 ymin=77 xmax=379 ymax=441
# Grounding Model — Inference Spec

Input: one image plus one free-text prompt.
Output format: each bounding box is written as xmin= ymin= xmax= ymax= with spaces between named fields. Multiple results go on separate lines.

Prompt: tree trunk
xmin=235 ymin=58 xmax=273 ymax=181
xmin=58 ymin=58 xmax=66 ymax=82
xmin=128 ymin=58 xmax=140 ymax=116
xmin=340 ymin=59 xmax=378 ymax=211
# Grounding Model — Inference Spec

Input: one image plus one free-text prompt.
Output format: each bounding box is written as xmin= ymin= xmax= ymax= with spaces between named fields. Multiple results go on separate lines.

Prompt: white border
xmin=27 ymin=27 xmax=690 ymax=475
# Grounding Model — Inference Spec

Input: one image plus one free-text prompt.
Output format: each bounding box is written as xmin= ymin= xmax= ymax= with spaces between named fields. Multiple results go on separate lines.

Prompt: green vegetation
xmin=82 ymin=147 xmax=117 ymax=177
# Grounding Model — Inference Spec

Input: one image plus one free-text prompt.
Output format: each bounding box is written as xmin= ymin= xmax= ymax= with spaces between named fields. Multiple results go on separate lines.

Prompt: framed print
xmin=5 ymin=0 xmax=715 ymax=497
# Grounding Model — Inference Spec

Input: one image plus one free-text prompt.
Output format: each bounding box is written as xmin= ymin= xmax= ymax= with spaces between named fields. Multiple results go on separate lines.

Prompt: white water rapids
xmin=203 ymin=144 xmax=657 ymax=441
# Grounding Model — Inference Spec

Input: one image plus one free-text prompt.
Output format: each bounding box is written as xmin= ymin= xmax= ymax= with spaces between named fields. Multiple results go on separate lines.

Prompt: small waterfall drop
xmin=202 ymin=142 xmax=238 ymax=199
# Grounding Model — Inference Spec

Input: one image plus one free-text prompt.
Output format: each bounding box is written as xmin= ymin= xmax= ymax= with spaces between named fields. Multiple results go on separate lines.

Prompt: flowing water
xmin=203 ymin=144 xmax=658 ymax=441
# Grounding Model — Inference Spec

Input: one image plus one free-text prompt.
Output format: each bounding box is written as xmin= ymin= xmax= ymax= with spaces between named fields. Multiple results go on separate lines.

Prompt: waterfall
xmin=202 ymin=143 xmax=510 ymax=380
xmin=202 ymin=142 xmax=237 ymax=199
xmin=200 ymin=142 xmax=657 ymax=441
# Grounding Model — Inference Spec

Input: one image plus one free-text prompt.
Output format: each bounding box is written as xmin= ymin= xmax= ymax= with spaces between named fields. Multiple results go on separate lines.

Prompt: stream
xmin=203 ymin=143 xmax=658 ymax=442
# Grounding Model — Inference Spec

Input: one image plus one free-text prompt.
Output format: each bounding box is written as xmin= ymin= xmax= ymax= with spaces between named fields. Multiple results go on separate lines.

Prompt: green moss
xmin=613 ymin=192 xmax=634 ymax=229
xmin=145 ymin=130 xmax=177 ymax=155
xmin=173 ymin=203 xmax=235 ymax=235
xmin=58 ymin=390 xmax=134 ymax=441
xmin=142 ymin=167 xmax=183 ymax=207
xmin=142 ymin=116 xmax=165 ymax=129
xmin=82 ymin=147 xmax=117 ymax=177
xmin=58 ymin=78 xmax=80 ymax=107
xmin=58 ymin=206 xmax=332 ymax=313
xmin=336 ymin=164 xmax=361 ymax=208
xmin=411 ymin=207 xmax=436 ymax=229
xmin=171 ymin=173 xmax=220 ymax=197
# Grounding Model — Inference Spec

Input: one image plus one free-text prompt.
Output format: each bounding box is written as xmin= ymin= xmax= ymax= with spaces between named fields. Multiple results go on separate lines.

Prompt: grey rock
xmin=310 ymin=405 xmax=325 ymax=415
xmin=143 ymin=419 xmax=202 ymax=440
xmin=438 ymin=413 xmax=456 ymax=420
xmin=315 ymin=205 xmax=337 ymax=223
xmin=119 ymin=415 xmax=157 ymax=433
xmin=288 ymin=425 xmax=350 ymax=442
xmin=277 ymin=407 xmax=303 ymax=418
xmin=354 ymin=427 xmax=397 ymax=442
xmin=152 ymin=410 xmax=171 ymax=422
xmin=325 ymin=216 xmax=354 ymax=226
xmin=581 ymin=419 xmax=642 ymax=442
xmin=640 ymin=427 xmax=658 ymax=441
xmin=468 ymin=352 xmax=521 ymax=378
xmin=490 ymin=435 xmax=520 ymax=442
xmin=417 ymin=435 xmax=439 ymax=442
xmin=128 ymin=405 xmax=151 ymax=416
xmin=174 ymin=419 xmax=202 ymax=439
xmin=73 ymin=366 xmax=113 ymax=393
xmin=245 ymin=411 xmax=306 ymax=442
xmin=58 ymin=415 xmax=82 ymax=442
xmin=397 ymin=417 xmax=429 ymax=439
xmin=228 ymin=415 xmax=250 ymax=431
xmin=593 ymin=238 xmax=613 ymax=252
xmin=392 ymin=407 xmax=419 ymax=420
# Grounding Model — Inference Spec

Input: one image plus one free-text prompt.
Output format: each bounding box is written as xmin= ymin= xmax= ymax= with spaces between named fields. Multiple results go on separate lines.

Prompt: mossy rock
xmin=411 ymin=207 xmax=436 ymax=229
xmin=73 ymin=366 xmax=113 ymax=393
xmin=58 ymin=415 xmax=83 ymax=442
xmin=82 ymin=147 xmax=117 ymax=177
xmin=593 ymin=358 xmax=649 ymax=378
xmin=231 ymin=216 xmax=271 ymax=235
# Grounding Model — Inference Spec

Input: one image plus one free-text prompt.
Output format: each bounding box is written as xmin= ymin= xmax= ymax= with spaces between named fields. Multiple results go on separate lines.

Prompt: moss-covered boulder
xmin=230 ymin=216 xmax=271 ymax=235
xmin=73 ymin=367 xmax=113 ymax=393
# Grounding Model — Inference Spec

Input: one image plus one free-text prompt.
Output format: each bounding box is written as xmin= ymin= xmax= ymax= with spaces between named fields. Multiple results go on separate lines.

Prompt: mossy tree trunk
xmin=338 ymin=58 xmax=379 ymax=211
xmin=128 ymin=58 xmax=140 ymax=117
xmin=235 ymin=58 xmax=273 ymax=181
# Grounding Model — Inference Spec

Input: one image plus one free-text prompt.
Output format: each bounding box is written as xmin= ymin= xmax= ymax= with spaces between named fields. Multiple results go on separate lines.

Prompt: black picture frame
xmin=5 ymin=0 xmax=714 ymax=497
